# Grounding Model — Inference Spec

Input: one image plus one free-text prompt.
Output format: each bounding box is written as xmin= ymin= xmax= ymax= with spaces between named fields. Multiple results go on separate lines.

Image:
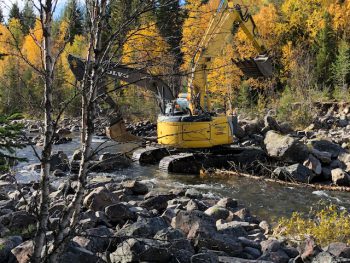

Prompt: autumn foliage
xmin=0 ymin=0 xmax=350 ymax=120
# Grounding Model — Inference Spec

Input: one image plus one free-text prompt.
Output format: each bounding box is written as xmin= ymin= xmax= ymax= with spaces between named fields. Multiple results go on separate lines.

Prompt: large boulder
xmin=110 ymin=238 xmax=171 ymax=263
xmin=0 ymin=236 xmax=22 ymax=263
xmin=83 ymin=187 xmax=119 ymax=212
xmin=72 ymin=226 xmax=114 ymax=253
xmin=50 ymin=151 xmax=69 ymax=171
xmin=121 ymin=180 xmax=148 ymax=195
xmin=171 ymin=210 xmax=216 ymax=237
xmin=89 ymin=153 xmax=131 ymax=173
xmin=325 ymin=242 xmax=350 ymax=258
xmin=331 ymin=169 xmax=350 ymax=186
xmin=264 ymin=131 xmax=309 ymax=163
xmin=10 ymin=240 xmax=33 ymax=263
xmin=59 ymin=243 xmax=103 ymax=263
xmin=311 ymin=140 xmax=346 ymax=158
xmin=140 ymin=193 xmax=175 ymax=212
xmin=105 ymin=203 xmax=136 ymax=224
xmin=117 ymin=217 xmax=168 ymax=238
xmin=273 ymin=164 xmax=315 ymax=183
xmin=204 ymin=206 xmax=230 ymax=221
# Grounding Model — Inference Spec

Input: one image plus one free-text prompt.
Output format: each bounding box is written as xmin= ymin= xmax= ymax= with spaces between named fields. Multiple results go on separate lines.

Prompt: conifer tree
xmin=21 ymin=1 xmax=36 ymax=34
xmin=9 ymin=3 xmax=21 ymax=20
xmin=0 ymin=114 xmax=24 ymax=173
xmin=314 ymin=12 xmax=337 ymax=86
xmin=332 ymin=38 xmax=350 ymax=89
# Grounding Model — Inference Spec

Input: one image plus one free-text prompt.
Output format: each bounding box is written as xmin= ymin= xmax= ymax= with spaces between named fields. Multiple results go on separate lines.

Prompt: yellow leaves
xmin=123 ymin=23 xmax=173 ymax=75
xmin=279 ymin=0 xmax=326 ymax=43
xmin=181 ymin=0 xmax=220 ymax=70
xmin=207 ymin=45 xmax=242 ymax=105
xmin=276 ymin=205 xmax=350 ymax=246
xmin=329 ymin=0 xmax=350 ymax=33
xmin=234 ymin=29 xmax=256 ymax=59
xmin=22 ymin=20 xmax=43 ymax=68
xmin=253 ymin=4 xmax=279 ymax=48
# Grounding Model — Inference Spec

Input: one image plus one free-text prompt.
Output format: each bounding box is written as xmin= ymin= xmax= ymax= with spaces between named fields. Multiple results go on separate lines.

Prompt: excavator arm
xmin=188 ymin=1 xmax=272 ymax=113
xmin=68 ymin=54 xmax=175 ymax=141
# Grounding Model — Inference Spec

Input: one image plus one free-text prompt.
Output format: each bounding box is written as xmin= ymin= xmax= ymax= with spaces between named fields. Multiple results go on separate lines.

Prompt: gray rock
xmin=60 ymin=243 xmax=103 ymax=263
xmin=50 ymin=151 xmax=69 ymax=171
xmin=185 ymin=189 xmax=202 ymax=199
xmin=217 ymin=198 xmax=238 ymax=210
xmin=216 ymin=221 xmax=249 ymax=237
xmin=72 ymin=226 xmax=114 ymax=253
xmin=0 ymin=236 xmax=22 ymax=263
xmin=9 ymin=211 xmax=36 ymax=230
xmin=121 ymin=180 xmax=148 ymax=195
xmin=303 ymin=155 xmax=322 ymax=175
xmin=186 ymin=199 xmax=208 ymax=212
xmin=171 ymin=210 xmax=216 ymax=237
xmin=105 ymin=203 xmax=136 ymax=224
xmin=117 ymin=217 xmax=168 ymax=238
xmin=83 ymin=187 xmax=119 ymax=212
xmin=244 ymin=246 xmax=262 ymax=259
xmin=204 ymin=206 xmax=230 ymax=221
xmin=325 ymin=242 xmax=350 ymax=258
xmin=311 ymin=251 xmax=350 ymax=263
xmin=261 ymin=239 xmax=281 ymax=253
xmin=264 ymin=131 xmax=309 ymax=163
xmin=311 ymin=148 xmax=332 ymax=164
xmin=89 ymin=153 xmax=131 ymax=172
xmin=331 ymin=168 xmax=350 ymax=186
xmin=154 ymin=227 xmax=185 ymax=241
xmin=311 ymin=140 xmax=346 ymax=158
xmin=273 ymin=164 xmax=315 ymax=183
xmin=191 ymin=252 xmax=218 ymax=263
xmin=140 ymin=194 xmax=174 ymax=212
xmin=10 ymin=240 xmax=33 ymax=263
xmin=110 ymin=238 xmax=170 ymax=263
xmin=259 ymin=249 xmax=290 ymax=263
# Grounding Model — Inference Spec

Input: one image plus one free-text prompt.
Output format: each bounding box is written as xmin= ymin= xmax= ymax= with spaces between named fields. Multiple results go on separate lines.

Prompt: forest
xmin=1 ymin=0 xmax=349 ymax=126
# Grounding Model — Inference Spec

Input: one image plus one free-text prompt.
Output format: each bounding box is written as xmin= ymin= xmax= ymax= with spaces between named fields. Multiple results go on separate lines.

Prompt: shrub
xmin=275 ymin=205 xmax=350 ymax=246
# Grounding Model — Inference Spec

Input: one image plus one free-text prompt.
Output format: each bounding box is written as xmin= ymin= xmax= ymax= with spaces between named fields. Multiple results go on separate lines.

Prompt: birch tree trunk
xmin=48 ymin=1 xmax=106 ymax=261
xmin=32 ymin=1 xmax=54 ymax=262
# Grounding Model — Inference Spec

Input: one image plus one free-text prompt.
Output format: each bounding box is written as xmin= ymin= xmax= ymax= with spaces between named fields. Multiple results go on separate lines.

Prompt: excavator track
xmin=132 ymin=146 xmax=175 ymax=164
xmin=159 ymin=153 xmax=200 ymax=174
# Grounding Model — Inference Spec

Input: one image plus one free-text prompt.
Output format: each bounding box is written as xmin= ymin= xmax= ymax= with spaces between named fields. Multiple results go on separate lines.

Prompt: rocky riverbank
xmin=0 ymin=173 xmax=349 ymax=263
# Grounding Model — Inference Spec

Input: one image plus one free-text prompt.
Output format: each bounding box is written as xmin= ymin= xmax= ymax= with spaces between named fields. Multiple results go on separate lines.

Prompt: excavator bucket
xmin=106 ymin=117 xmax=141 ymax=143
xmin=234 ymin=55 xmax=273 ymax=78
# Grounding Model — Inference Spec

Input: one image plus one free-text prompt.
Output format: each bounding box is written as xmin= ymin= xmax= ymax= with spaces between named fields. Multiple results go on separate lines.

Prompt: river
xmin=13 ymin=135 xmax=350 ymax=223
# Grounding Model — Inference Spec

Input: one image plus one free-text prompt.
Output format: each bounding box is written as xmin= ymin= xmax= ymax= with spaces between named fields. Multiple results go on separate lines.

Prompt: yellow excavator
xmin=68 ymin=1 xmax=272 ymax=173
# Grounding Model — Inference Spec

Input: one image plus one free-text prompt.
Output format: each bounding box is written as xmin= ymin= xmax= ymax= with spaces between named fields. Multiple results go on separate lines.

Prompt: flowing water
xmin=14 ymin=135 xmax=350 ymax=223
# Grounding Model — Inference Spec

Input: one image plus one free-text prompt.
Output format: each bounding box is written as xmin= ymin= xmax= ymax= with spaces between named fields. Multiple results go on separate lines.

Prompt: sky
xmin=0 ymin=0 xmax=67 ymax=20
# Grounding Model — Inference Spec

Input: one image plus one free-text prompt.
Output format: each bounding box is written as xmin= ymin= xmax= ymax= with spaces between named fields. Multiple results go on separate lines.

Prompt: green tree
xmin=314 ymin=12 xmax=337 ymax=85
xmin=0 ymin=8 xmax=4 ymax=24
xmin=331 ymin=38 xmax=350 ymax=89
xmin=21 ymin=1 xmax=36 ymax=34
xmin=0 ymin=114 xmax=24 ymax=173
xmin=155 ymin=0 xmax=185 ymax=69
xmin=62 ymin=0 xmax=84 ymax=43
xmin=9 ymin=3 xmax=21 ymax=20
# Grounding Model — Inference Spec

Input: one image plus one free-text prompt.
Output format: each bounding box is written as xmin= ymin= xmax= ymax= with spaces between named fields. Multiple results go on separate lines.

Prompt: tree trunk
xmin=32 ymin=1 xmax=54 ymax=262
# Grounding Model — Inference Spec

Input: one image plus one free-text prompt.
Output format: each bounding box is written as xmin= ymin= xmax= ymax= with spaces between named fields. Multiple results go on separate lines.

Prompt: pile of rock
xmin=232 ymin=110 xmax=350 ymax=187
xmin=1 ymin=176 xmax=350 ymax=263
xmin=125 ymin=120 xmax=157 ymax=138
